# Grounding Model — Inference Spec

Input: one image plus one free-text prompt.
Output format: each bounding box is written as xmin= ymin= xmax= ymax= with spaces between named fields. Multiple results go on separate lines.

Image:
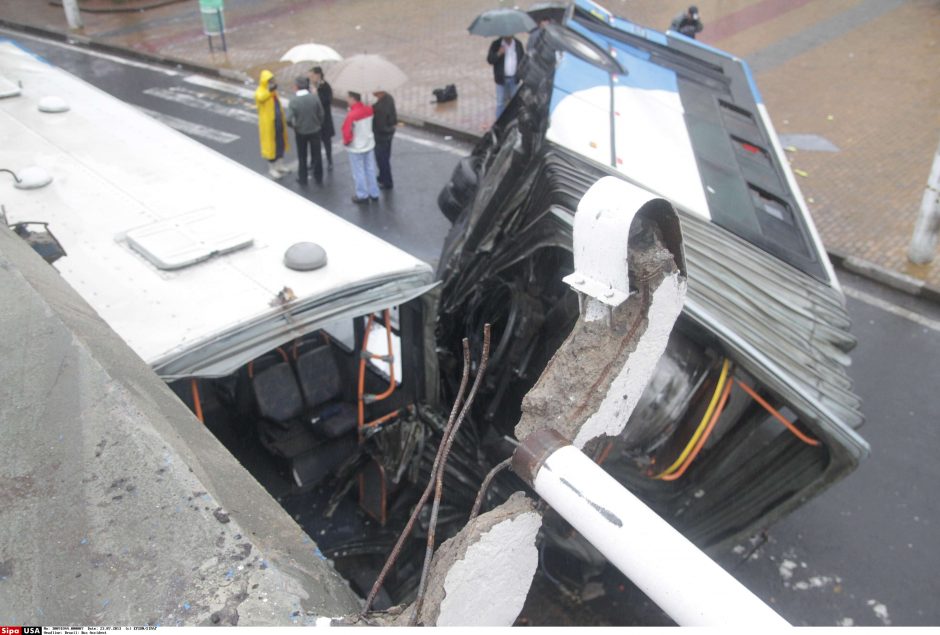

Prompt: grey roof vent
xmin=284 ymin=242 xmax=327 ymax=271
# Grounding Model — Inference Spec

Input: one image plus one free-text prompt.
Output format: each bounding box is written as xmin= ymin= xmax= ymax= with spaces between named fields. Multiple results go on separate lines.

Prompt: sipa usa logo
xmin=0 ymin=627 xmax=23 ymax=635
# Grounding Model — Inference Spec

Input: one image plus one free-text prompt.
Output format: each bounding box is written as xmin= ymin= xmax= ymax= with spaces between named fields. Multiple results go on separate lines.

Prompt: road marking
xmin=397 ymin=131 xmax=467 ymax=157
xmin=138 ymin=107 xmax=239 ymax=144
xmin=0 ymin=28 xmax=179 ymax=76
xmin=842 ymin=285 xmax=940 ymax=333
xmin=143 ymin=86 xmax=257 ymax=124
xmin=184 ymin=74 xmax=255 ymax=100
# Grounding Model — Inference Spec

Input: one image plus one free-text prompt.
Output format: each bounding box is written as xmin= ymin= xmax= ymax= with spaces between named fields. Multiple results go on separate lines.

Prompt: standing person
xmin=487 ymin=35 xmax=524 ymax=119
xmin=527 ymin=18 xmax=552 ymax=53
xmin=286 ymin=76 xmax=325 ymax=186
xmin=255 ymin=69 xmax=289 ymax=179
xmin=309 ymin=66 xmax=335 ymax=171
xmin=341 ymin=91 xmax=380 ymax=204
xmin=372 ymin=90 xmax=397 ymax=190
xmin=670 ymin=5 xmax=703 ymax=39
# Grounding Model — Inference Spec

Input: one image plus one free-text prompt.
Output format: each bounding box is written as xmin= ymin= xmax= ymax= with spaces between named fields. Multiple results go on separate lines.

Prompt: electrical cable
xmin=656 ymin=358 xmax=730 ymax=478
xmin=660 ymin=377 xmax=733 ymax=481
xmin=734 ymin=379 xmax=821 ymax=446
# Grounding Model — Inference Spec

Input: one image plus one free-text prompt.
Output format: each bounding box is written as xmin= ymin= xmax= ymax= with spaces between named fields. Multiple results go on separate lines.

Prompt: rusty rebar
xmin=361 ymin=339 xmax=472 ymax=615
xmin=410 ymin=324 xmax=492 ymax=625
xmin=468 ymin=457 xmax=512 ymax=522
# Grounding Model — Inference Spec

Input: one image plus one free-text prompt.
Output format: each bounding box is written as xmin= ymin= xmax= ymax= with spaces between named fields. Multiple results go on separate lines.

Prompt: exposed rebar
xmin=361 ymin=338 xmax=472 ymax=615
xmin=468 ymin=457 xmax=512 ymax=522
xmin=410 ymin=324 xmax=492 ymax=625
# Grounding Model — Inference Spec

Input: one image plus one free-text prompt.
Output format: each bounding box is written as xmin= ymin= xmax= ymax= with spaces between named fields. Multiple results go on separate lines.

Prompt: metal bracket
xmin=562 ymin=176 xmax=662 ymax=311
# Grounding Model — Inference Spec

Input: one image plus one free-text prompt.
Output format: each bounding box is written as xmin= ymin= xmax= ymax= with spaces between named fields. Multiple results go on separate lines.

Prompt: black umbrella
xmin=468 ymin=8 xmax=537 ymax=37
xmin=527 ymin=2 xmax=566 ymax=24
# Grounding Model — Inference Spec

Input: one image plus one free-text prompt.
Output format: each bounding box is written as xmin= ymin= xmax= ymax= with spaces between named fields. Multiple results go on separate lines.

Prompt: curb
xmin=827 ymin=248 xmax=940 ymax=304
xmin=2 ymin=19 xmax=937 ymax=306
xmin=48 ymin=0 xmax=189 ymax=15
xmin=0 ymin=18 xmax=235 ymax=81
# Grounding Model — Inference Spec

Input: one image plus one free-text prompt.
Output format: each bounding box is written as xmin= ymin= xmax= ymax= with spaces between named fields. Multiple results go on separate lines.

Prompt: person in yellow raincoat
xmin=255 ymin=69 xmax=290 ymax=179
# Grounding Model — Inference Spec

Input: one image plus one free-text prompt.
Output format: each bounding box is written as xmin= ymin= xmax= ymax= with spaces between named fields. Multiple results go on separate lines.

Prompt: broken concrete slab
xmin=413 ymin=492 xmax=541 ymax=626
xmin=515 ymin=226 xmax=685 ymax=449
xmin=0 ymin=226 xmax=360 ymax=625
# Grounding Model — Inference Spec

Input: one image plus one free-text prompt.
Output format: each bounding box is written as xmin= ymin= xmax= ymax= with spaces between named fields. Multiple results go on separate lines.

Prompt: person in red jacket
xmin=341 ymin=92 xmax=380 ymax=203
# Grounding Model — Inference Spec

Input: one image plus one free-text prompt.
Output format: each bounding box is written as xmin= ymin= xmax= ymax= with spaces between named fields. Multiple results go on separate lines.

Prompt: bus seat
xmin=291 ymin=434 xmax=358 ymax=489
xmin=252 ymin=361 xmax=304 ymax=428
xmin=296 ymin=346 xmax=358 ymax=439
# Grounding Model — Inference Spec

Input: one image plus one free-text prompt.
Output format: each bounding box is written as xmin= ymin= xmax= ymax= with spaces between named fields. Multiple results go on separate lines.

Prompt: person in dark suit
xmin=309 ymin=66 xmax=335 ymax=170
xmin=371 ymin=91 xmax=397 ymax=190
xmin=487 ymin=35 xmax=524 ymax=118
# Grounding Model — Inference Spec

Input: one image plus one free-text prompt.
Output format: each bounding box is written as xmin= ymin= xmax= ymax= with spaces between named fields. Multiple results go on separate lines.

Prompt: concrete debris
xmin=410 ymin=493 xmax=542 ymax=626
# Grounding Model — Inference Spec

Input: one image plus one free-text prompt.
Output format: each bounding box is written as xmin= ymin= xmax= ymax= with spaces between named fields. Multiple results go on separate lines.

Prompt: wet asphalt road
xmin=5 ymin=30 xmax=939 ymax=627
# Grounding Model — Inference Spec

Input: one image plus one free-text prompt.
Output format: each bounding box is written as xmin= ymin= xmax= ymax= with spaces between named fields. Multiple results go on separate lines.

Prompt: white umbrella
xmin=280 ymin=43 xmax=343 ymax=65
xmin=328 ymin=54 xmax=407 ymax=95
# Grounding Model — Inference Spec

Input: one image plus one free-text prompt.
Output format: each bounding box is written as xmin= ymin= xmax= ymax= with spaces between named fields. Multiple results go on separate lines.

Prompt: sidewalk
xmin=3 ymin=0 xmax=939 ymax=295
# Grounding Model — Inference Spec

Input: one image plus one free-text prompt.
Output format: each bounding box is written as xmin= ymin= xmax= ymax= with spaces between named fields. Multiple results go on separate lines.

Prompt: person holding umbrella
xmin=372 ymin=90 xmax=397 ymax=190
xmin=308 ymin=66 xmax=336 ymax=170
xmin=487 ymin=35 xmax=524 ymax=119
xmin=469 ymin=8 xmax=535 ymax=119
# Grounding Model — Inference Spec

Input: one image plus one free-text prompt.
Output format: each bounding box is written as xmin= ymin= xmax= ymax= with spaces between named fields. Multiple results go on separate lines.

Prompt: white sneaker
xmin=275 ymin=158 xmax=291 ymax=175
xmin=268 ymin=165 xmax=283 ymax=179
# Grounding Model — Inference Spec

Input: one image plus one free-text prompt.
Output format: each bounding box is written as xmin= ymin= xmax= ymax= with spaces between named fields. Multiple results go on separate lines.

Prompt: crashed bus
xmin=0 ymin=0 xmax=866 ymax=625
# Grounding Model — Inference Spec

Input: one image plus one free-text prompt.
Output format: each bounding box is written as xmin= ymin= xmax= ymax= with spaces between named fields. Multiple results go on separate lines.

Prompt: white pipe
xmin=531 ymin=444 xmax=789 ymax=627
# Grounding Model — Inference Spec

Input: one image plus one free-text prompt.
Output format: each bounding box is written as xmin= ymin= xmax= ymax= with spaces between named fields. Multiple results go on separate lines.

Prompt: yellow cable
xmin=656 ymin=358 xmax=730 ymax=478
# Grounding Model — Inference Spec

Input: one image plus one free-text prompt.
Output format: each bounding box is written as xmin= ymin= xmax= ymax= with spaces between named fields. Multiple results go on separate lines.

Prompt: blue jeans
xmin=495 ymin=76 xmax=518 ymax=119
xmin=348 ymin=149 xmax=380 ymax=199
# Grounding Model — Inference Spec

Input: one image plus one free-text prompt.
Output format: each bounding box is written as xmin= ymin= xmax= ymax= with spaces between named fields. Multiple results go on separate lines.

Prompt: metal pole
xmin=62 ymin=0 xmax=83 ymax=30
xmin=218 ymin=9 xmax=227 ymax=52
xmin=513 ymin=430 xmax=790 ymax=627
xmin=908 ymin=137 xmax=940 ymax=264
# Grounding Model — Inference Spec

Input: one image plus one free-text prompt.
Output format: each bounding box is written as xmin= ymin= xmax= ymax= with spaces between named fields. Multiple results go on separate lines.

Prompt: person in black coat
xmin=371 ymin=91 xmax=397 ymax=190
xmin=670 ymin=5 xmax=703 ymax=39
xmin=309 ymin=66 xmax=335 ymax=169
xmin=487 ymin=36 xmax=524 ymax=118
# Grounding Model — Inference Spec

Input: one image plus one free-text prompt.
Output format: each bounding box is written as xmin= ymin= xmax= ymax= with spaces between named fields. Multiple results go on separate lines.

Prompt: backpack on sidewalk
xmin=432 ymin=84 xmax=458 ymax=103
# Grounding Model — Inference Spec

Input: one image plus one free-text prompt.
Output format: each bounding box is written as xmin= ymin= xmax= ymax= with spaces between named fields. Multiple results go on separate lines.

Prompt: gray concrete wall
xmin=0 ymin=226 xmax=360 ymax=625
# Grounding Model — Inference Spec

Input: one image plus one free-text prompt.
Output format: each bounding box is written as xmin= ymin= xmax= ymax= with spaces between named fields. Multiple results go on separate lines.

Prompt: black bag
xmin=432 ymin=84 xmax=458 ymax=103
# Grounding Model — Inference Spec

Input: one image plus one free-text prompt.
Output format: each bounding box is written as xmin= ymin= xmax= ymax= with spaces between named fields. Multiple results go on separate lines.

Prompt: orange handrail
xmin=357 ymin=310 xmax=399 ymax=440
xmin=190 ymin=377 xmax=204 ymax=423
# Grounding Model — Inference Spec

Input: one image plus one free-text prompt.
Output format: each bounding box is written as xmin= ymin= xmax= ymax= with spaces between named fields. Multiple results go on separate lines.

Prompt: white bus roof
xmin=0 ymin=40 xmax=434 ymax=378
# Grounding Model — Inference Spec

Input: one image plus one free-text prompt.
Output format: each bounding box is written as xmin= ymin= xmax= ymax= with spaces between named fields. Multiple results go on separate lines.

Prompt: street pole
xmin=62 ymin=0 xmax=83 ymax=30
xmin=908 ymin=137 xmax=940 ymax=264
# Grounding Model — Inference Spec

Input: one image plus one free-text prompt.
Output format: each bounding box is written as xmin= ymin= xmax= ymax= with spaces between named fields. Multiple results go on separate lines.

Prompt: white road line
xmin=138 ymin=106 xmax=239 ymax=144
xmin=184 ymin=74 xmax=255 ymax=100
xmin=397 ymin=131 xmax=467 ymax=156
xmin=0 ymin=28 xmax=179 ymax=76
xmin=842 ymin=285 xmax=940 ymax=333
xmin=143 ymin=86 xmax=257 ymax=124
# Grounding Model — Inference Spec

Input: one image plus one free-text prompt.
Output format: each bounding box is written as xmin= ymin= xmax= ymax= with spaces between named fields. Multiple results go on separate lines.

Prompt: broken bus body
xmin=0 ymin=0 xmax=866 ymax=618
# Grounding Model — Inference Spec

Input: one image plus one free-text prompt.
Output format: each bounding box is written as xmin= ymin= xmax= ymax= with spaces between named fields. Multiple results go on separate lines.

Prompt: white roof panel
xmin=0 ymin=40 xmax=434 ymax=377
